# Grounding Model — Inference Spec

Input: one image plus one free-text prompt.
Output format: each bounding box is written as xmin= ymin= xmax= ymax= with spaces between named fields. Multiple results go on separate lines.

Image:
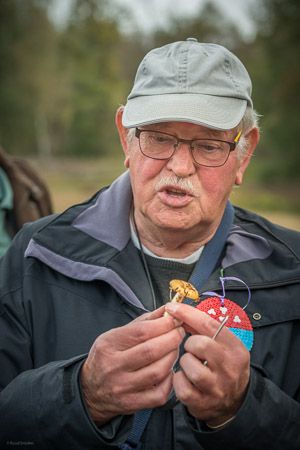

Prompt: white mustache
xmin=155 ymin=176 xmax=198 ymax=197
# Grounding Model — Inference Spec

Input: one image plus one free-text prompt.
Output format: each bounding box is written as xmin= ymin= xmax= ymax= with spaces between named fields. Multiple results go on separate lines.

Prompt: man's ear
xmin=235 ymin=126 xmax=259 ymax=186
xmin=116 ymin=107 xmax=131 ymax=168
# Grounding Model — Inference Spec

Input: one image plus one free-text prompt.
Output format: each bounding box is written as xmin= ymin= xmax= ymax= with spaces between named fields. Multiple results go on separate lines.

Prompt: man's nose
xmin=166 ymin=141 xmax=196 ymax=177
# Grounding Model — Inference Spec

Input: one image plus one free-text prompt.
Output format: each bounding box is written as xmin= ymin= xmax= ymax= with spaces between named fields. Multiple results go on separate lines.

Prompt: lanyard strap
xmin=188 ymin=200 xmax=234 ymax=294
xmin=118 ymin=408 xmax=152 ymax=450
xmin=119 ymin=201 xmax=234 ymax=449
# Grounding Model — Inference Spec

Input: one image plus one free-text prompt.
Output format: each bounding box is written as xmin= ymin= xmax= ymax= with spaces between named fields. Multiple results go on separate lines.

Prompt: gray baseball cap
xmin=122 ymin=38 xmax=253 ymax=130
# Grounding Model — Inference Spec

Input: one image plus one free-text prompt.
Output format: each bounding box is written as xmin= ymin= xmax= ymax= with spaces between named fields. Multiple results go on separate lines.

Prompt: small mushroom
xmin=169 ymin=279 xmax=199 ymax=303
xmin=165 ymin=280 xmax=199 ymax=316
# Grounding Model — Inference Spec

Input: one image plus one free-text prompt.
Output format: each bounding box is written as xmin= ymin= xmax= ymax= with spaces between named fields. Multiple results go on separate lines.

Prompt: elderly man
xmin=0 ymin=39 xmax=299 ymax=449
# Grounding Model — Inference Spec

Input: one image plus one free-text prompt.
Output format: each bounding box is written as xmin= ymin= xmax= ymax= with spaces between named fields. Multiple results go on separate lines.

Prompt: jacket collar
xmin=72 ymin=170 xmax=132 ymax=250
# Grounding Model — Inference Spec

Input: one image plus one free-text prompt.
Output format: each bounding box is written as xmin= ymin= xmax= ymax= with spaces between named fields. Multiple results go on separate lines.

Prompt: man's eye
xmin=156 ymin=136 xmax=168 ymax=143
xmin=204 ymin=145 xmax=217 ymax=151
xmin=194 ymin=141 xmax=220 ymax=152
xmin=151 ymin=134 xmax=173 ymax=144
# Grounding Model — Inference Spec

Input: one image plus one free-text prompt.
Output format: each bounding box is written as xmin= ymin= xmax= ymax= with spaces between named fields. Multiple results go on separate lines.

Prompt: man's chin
xmin=153 ymin=212 xmax=197 ymax=232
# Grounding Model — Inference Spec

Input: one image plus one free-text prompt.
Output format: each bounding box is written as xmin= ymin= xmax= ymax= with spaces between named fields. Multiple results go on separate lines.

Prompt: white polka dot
xmin=233 ymin=315 xmax=241 ymax=323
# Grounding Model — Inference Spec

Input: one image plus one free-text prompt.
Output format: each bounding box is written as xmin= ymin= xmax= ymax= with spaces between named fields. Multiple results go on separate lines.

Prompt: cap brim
xmin=122 ymin=93 xmax=247 ymax=130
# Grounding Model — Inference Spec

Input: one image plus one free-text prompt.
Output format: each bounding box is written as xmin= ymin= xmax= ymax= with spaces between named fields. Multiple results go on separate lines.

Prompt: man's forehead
xmin=139 ymin=121 xmax=234 ymax=138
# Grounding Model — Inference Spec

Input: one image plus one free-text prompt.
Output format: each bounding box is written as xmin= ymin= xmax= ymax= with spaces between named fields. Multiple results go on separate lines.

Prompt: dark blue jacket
xmin=0 ymin=171 xmax=300 ymax=449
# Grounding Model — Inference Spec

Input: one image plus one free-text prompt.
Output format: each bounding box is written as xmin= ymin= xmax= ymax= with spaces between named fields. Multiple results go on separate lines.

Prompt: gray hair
xmin=236 ymin=106 xmax=260 ymax=159
xmin=126 ymin=126 xmax=135 ymax=145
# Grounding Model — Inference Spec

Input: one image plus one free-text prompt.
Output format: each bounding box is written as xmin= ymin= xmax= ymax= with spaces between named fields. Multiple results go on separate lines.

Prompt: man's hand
xmin=80 ymin=307 xmax=185 ymax=426
xmin=165 ymin=302 xmax=250 ymax=427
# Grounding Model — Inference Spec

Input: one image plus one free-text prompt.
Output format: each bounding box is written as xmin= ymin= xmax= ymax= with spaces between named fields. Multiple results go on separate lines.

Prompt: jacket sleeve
xmin=184 ymin=366 xmax=300 ymax=450
xmin=0 ymin=228 xmax=132 ymax=449
xmin=0 ymin=356 xmax=133 ymax=449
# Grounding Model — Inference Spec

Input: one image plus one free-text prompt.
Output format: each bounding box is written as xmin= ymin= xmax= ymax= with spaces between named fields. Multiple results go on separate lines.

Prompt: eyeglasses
xmin=135 ymin=128 xmax=242 ymax=168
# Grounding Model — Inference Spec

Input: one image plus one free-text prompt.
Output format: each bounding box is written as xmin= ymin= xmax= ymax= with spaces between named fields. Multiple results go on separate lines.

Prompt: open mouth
xmin=157 ymin=184 xmax=194 ymax=207
xmin=166 ymin=189 xmax=187 ymax=198
xmin=155 ymin=178 xmax=197 ymax=207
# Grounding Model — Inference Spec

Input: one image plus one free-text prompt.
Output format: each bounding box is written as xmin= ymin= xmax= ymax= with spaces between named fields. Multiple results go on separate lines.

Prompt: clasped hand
xmin=81 ymin=303 xmax=250 ymax=428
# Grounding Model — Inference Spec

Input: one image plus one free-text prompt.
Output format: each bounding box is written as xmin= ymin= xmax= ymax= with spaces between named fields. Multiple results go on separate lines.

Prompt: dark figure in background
xmin=0 ymin=145 xmax=52 ymax=256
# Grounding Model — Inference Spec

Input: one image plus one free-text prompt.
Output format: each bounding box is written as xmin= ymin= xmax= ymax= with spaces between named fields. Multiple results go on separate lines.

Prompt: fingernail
xmin=173 ymin=318 xmax=183 ymax=327
xmin=178 ymin=326 xmax=186 ymax=338
xmin=166 ymin=303 xmax=179 ymax=313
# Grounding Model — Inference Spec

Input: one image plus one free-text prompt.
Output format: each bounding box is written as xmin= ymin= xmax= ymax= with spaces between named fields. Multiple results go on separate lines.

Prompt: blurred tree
xmin=0 ymin=0 xmax=131 ymax=158
xmin=58 ymin=0 xmax=127 ymax=156
xmin=245 ymin=0 xmax=300 ymax=181
xmin=0 ymin=0 xmax=62 ymax=157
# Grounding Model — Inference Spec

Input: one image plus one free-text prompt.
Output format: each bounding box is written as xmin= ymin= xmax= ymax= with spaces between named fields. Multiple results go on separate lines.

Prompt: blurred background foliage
xmin=0 ymin=0 xmax=299 ymax=192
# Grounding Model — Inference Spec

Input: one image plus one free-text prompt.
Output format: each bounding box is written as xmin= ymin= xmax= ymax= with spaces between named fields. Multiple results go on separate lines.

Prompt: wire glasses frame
xmin=135 ymin=128 xmax=243 ymax=168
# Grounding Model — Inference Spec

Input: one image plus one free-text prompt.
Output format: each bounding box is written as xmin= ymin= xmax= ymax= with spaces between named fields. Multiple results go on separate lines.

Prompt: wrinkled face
xmin=120 ymin=120 xmax=251 ymax=236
